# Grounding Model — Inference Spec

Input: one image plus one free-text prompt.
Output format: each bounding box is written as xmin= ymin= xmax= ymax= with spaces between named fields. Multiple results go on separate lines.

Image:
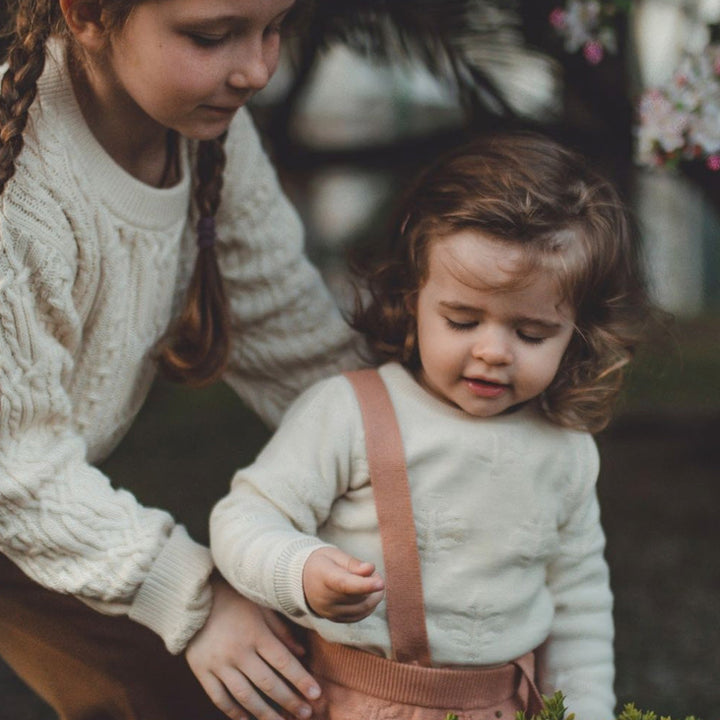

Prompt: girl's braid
xmin=158 ymin=135 xmax=232 ymax=386
xmin=195 ymin=137 xmax=227 ymax=219
xmin=0 ymin=0 xmax=60 ymax=194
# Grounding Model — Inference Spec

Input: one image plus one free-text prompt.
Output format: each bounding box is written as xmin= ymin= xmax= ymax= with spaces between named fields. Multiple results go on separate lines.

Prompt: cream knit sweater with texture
xmin=211 ymin=363 xmax=615 ymax=720
xmin=0 ymin=42 xmax=358 ymax=654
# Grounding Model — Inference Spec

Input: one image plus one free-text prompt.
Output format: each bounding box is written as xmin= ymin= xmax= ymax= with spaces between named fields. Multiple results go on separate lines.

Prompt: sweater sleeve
xmin=540 ymin=434 xmax=615 ymax=720
xmin=0 ymin=183 xmax=213 ymax=654
xmin=210 ymin=374 xmax=362 ymax=619
xmin=214 ymin=109 xmax=364 ymax=428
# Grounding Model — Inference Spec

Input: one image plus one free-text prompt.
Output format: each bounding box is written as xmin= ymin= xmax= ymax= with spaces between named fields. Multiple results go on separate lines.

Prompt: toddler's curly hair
xmin=352 ymin=133 xmax=654 ymax=433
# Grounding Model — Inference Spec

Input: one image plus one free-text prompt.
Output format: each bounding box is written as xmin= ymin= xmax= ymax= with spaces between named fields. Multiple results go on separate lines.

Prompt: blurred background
xmin=2 ymin=0 xmax=719 ymax=718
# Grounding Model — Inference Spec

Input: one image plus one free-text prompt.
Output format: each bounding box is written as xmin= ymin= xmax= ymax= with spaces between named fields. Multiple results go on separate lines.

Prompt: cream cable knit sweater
xmin=211 ymin=363 xmax=615 ymax=720
xmin=0 ymin=43 xmax=358 ymax=653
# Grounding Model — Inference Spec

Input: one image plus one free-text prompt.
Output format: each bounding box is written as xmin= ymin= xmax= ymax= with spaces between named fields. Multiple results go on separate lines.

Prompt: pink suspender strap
xmin=343 ymin=369 xmax=432 ymax=667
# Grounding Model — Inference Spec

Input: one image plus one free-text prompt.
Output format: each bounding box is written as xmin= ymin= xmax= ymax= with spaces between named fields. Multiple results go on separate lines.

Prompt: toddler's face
xmin=414 ymin=230 xmax=575 ymax=418
xmin=105 ymin=0 xmax=294 ymax=140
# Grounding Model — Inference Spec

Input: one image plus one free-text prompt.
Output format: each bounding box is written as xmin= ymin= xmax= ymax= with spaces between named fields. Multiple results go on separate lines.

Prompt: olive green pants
xmin=0 ymin=553 xmax=227 ymax=720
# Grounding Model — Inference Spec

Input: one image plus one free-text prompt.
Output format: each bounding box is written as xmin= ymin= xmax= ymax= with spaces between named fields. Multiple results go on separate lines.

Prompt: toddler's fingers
xmin=345 ymin=555 xmax=376 ymax=577
xmin=329 ymin=589 xmax=385 ymax=623
xmin=327 ymin=567 xmax=384 ymax=597
xmin=362 ymin=588 xmax=385 ymax=615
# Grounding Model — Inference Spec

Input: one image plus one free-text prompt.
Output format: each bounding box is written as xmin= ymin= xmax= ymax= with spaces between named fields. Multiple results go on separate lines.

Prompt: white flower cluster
xmin=636 ymin=43 xmax=720 ymax=170
xmin=549 ymin=0 xmax=621 ymax=65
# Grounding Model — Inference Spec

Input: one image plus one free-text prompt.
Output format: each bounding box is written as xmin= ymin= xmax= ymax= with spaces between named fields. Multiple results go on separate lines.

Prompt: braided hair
xmin=1 ymin=0 xmax=230 ymax=386
xmin=157 ymin=136 xmax=231 ymax=386
xmin=0 ymin=1 xmax=64 ymax=195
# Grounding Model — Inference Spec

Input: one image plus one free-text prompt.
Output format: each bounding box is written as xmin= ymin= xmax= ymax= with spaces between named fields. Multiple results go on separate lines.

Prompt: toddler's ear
xmin=59 ymin=0 xmax=108 ymax=52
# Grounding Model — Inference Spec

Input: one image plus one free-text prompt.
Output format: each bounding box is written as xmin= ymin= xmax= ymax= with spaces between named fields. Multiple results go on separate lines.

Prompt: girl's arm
xmin=0 ymin=201 xmax=211 ymax=654
xmin=0 ymin=186 xmax=319 ymax=720
xmin=213 ymin=109 xmax=365 ymax=428
xmin=542 ymin=435 xmax=615 ymax=720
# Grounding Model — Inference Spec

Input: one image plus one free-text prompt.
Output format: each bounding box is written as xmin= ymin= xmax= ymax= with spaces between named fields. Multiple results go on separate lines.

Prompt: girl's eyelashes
xmin=267 ymin=8 xmax=293 ymax=37
xmin=186 ymin=32 xmax=229 ymax=48
xmin=185 ymin=15 xmax=286 ymax=47
xmin=266 ymin=18 xmax=286 ymax=36
xmin=445 ymin=317 xmax=548 ymax=344
xmin=445 ymin=318 xmax=477 ymax=331
xmin=517 ymin=332 xmax=546 ymax=345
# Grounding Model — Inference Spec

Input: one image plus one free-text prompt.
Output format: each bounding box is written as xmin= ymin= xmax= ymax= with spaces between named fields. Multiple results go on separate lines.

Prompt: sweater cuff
xmin=273 ymin=537 xmax=331 ymax=618
xmin=129 ymin=525 xmax=214 ymax=654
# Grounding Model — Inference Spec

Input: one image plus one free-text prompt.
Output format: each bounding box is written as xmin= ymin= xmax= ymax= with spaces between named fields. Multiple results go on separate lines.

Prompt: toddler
xmin=211 ymin=133 xmax=652 ymax=719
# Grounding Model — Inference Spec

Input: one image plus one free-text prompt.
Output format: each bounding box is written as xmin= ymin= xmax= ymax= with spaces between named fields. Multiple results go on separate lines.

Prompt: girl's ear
xmin=59 ymin=0 xmax=107 ymax=51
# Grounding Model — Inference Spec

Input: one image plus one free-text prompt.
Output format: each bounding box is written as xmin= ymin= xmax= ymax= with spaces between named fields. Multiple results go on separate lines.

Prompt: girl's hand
xmin=302 ymin=547 xmax=385 ymax=622
xmin=186 ymin=578 xmax=320 ymax=720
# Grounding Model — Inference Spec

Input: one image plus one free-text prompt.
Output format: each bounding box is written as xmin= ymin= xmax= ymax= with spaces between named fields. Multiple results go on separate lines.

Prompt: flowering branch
xmin=549 ymin=0 xmax=630 ymax=65
xmin=635 ymin=43 xmax=720 ymax=171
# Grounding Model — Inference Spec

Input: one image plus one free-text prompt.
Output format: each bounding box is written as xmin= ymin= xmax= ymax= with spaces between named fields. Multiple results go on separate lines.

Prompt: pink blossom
xmin=549 ymin=7 xmax=567 ymax=29
xmin=706 ymin=154 xmax=720 ymax=171
xmin=583 ymin=40 xmax=604 ymax=65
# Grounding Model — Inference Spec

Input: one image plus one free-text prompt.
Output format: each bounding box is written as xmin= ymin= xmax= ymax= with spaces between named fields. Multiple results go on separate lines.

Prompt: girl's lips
xmin=202 ymin=105 xmax=239 ymax=115
xmin=464 ymin=377 xmax=509 ymax=398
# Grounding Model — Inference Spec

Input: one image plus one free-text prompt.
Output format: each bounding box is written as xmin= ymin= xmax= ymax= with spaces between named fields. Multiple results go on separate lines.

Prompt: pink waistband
xmin=307 ymin=633 xmax=538 ymax=710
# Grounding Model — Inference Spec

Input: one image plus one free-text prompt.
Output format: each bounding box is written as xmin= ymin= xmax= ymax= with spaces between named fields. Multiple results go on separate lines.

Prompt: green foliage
xmin=445 ymin=693 xmax=703 ymax=720
xmin=615 ymin=703 xmax=699 ymax=720
xmin=515 ymin=692 xmax=575 ymax=720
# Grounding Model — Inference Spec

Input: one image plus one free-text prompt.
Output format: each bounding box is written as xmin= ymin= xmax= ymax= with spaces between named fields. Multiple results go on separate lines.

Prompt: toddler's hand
xmin=302 ymin=547 xmax=384 ymax=623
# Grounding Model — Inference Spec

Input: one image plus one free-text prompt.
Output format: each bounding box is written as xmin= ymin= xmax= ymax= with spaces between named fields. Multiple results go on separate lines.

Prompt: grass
xmin=618 ymin=313 xmax=720 ymax=416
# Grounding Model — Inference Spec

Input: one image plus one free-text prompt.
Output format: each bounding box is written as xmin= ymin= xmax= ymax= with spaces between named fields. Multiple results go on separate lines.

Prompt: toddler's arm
xmin=541 ymin=435 xmax=615 ymax=720
xmin=302 ymin=547 xmax=384 ymax=622
xmin=211 ymin=374 xmax=373 ymax=621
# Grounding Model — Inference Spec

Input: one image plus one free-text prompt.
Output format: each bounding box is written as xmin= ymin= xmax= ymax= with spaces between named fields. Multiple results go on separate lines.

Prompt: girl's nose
xmin=228 ymin=39 xmax=276 ymax=91
xmin=471 ymin=327 xmax=513 ymax=365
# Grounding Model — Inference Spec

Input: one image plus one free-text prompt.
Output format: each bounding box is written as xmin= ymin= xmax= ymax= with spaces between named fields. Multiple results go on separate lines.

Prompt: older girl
xmin=0 ymin=1 xmax=361 ymax=719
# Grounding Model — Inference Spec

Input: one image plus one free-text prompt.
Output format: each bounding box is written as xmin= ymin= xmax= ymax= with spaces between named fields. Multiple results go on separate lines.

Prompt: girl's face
xmin=414 ymin=230 xmax=576 ymax=418
xmin=103 ymin=0 xmax=294 ymax=140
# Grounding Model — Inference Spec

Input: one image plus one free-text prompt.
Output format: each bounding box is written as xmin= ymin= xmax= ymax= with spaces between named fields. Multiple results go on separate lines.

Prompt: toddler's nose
xmin=471 ymin=328 xmax=513 ymax=365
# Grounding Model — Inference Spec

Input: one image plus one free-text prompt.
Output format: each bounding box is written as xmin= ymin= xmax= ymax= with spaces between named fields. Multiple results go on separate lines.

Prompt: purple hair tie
xmin=197 ymin=216 xmax=216 ymax=250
